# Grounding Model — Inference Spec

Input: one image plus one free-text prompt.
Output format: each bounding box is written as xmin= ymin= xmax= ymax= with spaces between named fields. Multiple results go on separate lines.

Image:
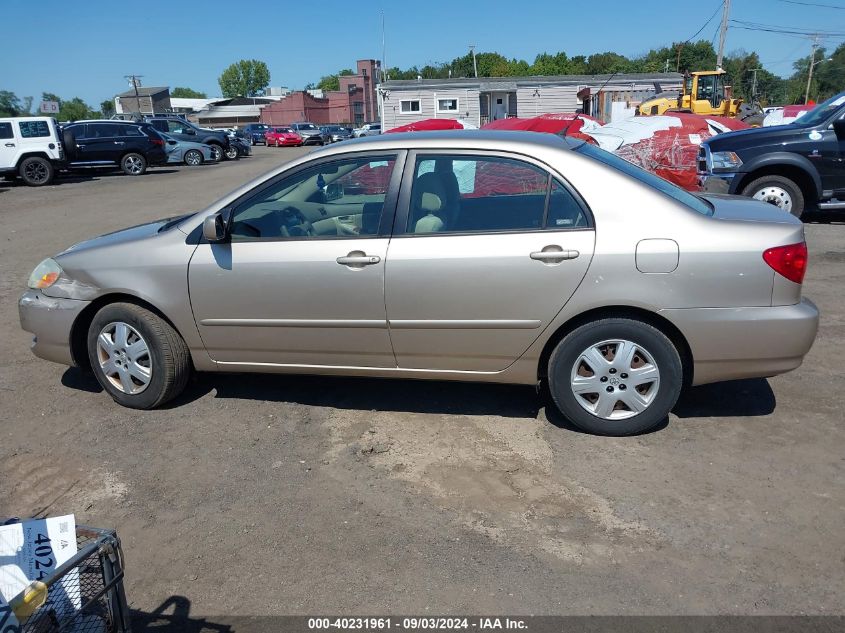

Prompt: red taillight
xmin=150 ymin=138 xmax=164 ymax=147
xmin=763 ymin=242 xmax=808 ymax=284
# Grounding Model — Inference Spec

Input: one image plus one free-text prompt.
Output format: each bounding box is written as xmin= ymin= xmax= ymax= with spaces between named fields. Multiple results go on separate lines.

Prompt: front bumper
xmin=19 ymin=290 xmax=90 ymax=366
xmin=661 ymin=298 xmax=819 ymax=386
xmin=300 ymin=135 xmax=324 ymax=145
xmin=700 ymin=172 xmax=740 ymax=195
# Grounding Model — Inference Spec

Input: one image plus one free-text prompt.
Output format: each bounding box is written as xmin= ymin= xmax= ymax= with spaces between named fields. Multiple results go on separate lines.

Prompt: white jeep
xmin=0 ymin=116 xmax=64 ymax=186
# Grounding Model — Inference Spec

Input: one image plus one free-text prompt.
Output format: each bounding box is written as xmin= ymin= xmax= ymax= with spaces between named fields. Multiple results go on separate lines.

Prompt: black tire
xmin=208 ymin=144 xmax=223 ymax=161
xmin=184 ymin=149 xmax=203 ymax=166
xmin=87 ymin=302 xmax=191 ymax=409
xmin=741 ymin=174 xmax=805 ymax=218
xmin=224 ymin=145 xmax=239 ymax=160
xmin=19 ymin=157 xmax=54 ymax=186
xmin=120 ymin=152 xmax=147 ymax=176
xmin=547 ymin=318 xmax=683 ymax=436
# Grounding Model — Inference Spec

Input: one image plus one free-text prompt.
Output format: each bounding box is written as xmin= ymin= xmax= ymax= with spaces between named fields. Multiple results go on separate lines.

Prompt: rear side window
xmin=0 ymin=122 xmax=12 ymax=139
xmin=18 ymin=120 xmax=51 ymax=138
xmin=575 ymin=142 xmax=714 ymax=216
xmin=547 ymin=179 xmax=589 ymax=228
xmin=120 ymin=124 xmax=144 ymax=137
xmin=407 ymin=155 xmax=550 ymax=234
xmin=86 ymin=123 xmax=118 ymax=138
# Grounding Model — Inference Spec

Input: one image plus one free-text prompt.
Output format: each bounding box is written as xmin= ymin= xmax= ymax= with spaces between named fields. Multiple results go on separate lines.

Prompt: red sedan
xmin=265 ymin=127 xmax=303 ymax=147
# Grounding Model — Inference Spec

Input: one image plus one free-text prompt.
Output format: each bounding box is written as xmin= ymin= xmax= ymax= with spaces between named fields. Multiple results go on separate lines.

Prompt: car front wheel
xmin=87 ymin=302 xmax=192 ymax=409
xmin=547 ymin=318 xmax=682 ymax=436
xmin=224 ymin=145 xmax=239 ymax=160
xmin=742 ymin=174 xmax=805 ymax=218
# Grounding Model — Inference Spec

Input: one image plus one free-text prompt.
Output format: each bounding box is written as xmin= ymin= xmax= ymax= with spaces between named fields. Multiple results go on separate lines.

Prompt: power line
xmin=685 ymin=0 xmax=726 ymax=42
xmin=777 ymin=0 xmax=845 ymax=9
xmin=730 ymin=19 xmax=845 ymax=37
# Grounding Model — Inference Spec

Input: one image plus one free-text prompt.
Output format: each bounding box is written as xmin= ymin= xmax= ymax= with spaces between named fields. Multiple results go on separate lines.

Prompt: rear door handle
xmin=530 ymin=246 xmax=580 ymax=263
xmin=113 ymin=141 xmax=125 ymax=145
xmin=337 ymin=251 xmax=381 ymax=267
xmin=4 ymin=143 xmax=14 ymax=147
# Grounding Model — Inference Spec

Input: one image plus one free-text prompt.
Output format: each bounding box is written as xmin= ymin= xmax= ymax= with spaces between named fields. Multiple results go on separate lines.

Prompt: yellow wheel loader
xmin=638 ymin=70 xmax=763 ymax=125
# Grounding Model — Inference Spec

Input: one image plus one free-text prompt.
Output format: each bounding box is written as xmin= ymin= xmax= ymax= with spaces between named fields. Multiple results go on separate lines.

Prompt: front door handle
xmin=4 ymin=143 xmax=14 ymax=147
xmin=337 ymin=250 xmax=381 ymax=268
xmin=530 ymin=246 xmax=580 ymax=263
xmin=113 ymin=141 xmax=125 ymax=145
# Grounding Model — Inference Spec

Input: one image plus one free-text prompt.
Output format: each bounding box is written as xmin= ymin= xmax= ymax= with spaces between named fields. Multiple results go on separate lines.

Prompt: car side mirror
xmin=203 ymin=212 xmax=227 ymax=242
xmin=833 ymin=119 xmax=845 ymax=140
xmin=325 ymin=182 xmax=344 ymax=201
xmin=184 ymin=128 xmax=196 ymax=135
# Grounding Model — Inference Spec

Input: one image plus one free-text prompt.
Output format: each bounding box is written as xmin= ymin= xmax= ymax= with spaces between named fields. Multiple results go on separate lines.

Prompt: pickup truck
xmin=699 ymin=91 xmax=845 ymax=217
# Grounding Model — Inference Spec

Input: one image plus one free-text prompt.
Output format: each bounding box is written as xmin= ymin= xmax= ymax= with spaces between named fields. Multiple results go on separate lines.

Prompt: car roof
xmin=317 ymin=130 xmax=572 ymax=153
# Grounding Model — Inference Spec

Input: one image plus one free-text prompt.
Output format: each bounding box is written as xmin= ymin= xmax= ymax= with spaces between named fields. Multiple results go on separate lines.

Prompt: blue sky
xmin=2 ymin=0 xmax=842 ymax=106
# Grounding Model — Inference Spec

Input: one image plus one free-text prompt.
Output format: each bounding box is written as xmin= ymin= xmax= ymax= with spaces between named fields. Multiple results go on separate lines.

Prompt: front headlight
xmin=710 ymin=151 xmax=742 ymax=172
xmin=27 ymin=258 xmax=63 ymax=289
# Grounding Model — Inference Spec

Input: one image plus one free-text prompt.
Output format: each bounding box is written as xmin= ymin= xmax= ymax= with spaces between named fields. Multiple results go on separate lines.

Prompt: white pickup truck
xmin=0 ymin=116 xmax=64 ymax=186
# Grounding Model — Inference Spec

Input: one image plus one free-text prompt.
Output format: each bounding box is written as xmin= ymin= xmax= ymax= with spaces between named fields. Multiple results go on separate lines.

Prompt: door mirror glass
xmin=833 ymin=119 xmax=845 ymax=140
xmin=203 ymin=212 xmax=227 ymax=242
xmin=325 ymin=182 xmax=344 ymax=201
xmin=184 ymin=127 xmax=196 ymax=135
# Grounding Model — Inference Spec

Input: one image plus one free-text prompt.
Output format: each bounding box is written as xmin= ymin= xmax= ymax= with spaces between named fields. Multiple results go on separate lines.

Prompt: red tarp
xmin=385 ymin=118 xmax=474 ymax=133
xmin=584 ymin=113 xmax=750 ymax=191
xmin=481 ymin=113 xmax=601 ymax=143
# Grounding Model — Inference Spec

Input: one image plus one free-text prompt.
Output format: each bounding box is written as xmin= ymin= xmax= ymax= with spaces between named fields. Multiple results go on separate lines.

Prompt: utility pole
xmin=469 ymin=45 xmax=478 ymax=78
xmin=805 ymin=35 xmax=819 ymax=105
xmin=664 ymin=59 xmax=670 ymax=73
xmin=717 ymin=0 xmax=731 ymax=69
xmin=124 ymin=75 xmax=143 ymax=115
xmin=749 ymin=68 xmax=762 ymax=101
xmin=381 ymin=10 xmax=386 ymax=82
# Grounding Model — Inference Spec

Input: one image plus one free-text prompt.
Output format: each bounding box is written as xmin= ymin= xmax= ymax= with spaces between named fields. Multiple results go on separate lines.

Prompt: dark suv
xmin=61 ymin=120 xmax=167 ymax=175
xmin=145 ymin=117 xmax=233 ymax=160
xmin=241 ymin=123 xmax=271 ymax=145
xmin=700 ymin=91 xmax=845 ymax=217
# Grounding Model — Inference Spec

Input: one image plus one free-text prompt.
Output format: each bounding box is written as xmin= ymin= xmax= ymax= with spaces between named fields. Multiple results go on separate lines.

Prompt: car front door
xmin=384 ymin=152 xmax=596 ymax=372
xmin=187 ymin=151 xmax=404 ymax=367
xmin=0 ymin=121 xmax=16 ymax=169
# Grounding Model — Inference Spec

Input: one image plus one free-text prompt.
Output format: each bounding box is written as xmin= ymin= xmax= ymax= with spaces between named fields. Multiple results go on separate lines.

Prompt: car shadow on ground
xmin=61 ymin=368 xmax=776 ymax=430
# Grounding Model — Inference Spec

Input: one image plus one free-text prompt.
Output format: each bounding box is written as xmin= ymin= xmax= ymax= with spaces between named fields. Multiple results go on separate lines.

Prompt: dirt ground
xmin=1 ymin=147 xmax=843 ymax=625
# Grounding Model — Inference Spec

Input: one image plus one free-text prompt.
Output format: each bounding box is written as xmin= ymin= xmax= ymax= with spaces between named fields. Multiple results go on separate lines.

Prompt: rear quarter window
xmin=18 ymin=120 xmax=51 ymax=138
xmin=0 ymin=122 xmax=13 ymax=139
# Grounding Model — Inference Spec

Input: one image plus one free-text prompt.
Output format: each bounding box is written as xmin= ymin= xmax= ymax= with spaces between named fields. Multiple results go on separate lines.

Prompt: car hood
xmin=705 ymin=124 xmax=804 ymax=152
xmin=703 ymin=193 xmax=803 ymax=225
xmin=56 ymin=214 xmax=194 ymax=258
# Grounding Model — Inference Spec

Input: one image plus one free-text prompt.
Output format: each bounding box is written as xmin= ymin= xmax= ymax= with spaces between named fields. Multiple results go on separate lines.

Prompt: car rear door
xmin=384 ymin=151 xmax=596 ymax=372
xmin=187 ymin=151 xmax=405 ymax=367
xmin=0 ymin=121 xmax=16 ymax=169
xmin=74 ymin=123 xmax=118 ymax=163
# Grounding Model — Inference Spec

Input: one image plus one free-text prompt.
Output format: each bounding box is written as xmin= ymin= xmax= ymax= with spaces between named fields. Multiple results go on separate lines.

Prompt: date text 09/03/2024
xmin=308 ymin=618 xmax=527 ymax=630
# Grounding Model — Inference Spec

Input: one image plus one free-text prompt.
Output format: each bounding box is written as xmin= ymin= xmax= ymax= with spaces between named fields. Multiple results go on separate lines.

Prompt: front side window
xmin=0 ymin=122 xmax=13 ymax=139
xmin=229 ymin=155 xmax=397 ymax=241
xmin=437 ymin=98 xmax=458 ymax=112
xmin=167 ymin=120 xmax=189 ymax=134
xmin=407 ymin=155 xmax=550 ymax=234
xmin=401 ymin=100 xmax=421 ymax=113
xmin=18 ymin=120 xmax=51 ymax=138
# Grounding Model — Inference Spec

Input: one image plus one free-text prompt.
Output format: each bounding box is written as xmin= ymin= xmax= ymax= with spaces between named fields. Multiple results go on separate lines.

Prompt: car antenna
xmin=558 ymin=71 xmax=619 ymax=143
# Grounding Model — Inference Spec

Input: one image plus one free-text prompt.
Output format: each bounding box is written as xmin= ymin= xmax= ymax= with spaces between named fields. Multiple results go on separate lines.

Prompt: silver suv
xmin=289 ymin=122 xmax=326 ymax=145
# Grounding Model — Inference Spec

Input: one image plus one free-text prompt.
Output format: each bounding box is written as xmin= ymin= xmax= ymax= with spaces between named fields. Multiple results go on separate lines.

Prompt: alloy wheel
xmin=185 ymin=150 xmax=202 ymax=166
xmin=124 ymin=156 xmax=143 ymax=175
xmin=95 ymin=321 xmax=152 ymax=395
xmin=569 ymin=339 xmax=660 ymax=420
xmin=23 ymin=161 xmax=49 ymax=184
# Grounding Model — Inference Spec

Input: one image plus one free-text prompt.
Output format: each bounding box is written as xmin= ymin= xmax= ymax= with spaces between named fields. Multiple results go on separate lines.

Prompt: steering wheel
xmin=279 ymin=206 xmax=316 ymax=237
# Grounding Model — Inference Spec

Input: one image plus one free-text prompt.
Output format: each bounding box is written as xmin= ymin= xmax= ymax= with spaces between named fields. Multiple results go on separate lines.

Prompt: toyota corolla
xmin=19 ymin=131 xmax=819 ymax=435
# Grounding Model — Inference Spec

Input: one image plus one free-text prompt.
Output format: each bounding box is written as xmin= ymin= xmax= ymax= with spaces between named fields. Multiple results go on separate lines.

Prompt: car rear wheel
xmin=87 ymin=302 xmax=191 ymax=409
xmin=548 ymin=318 xmax=683 ymax=436
xmin=184 ymin=149 xmax=203 ymax=166
xmin=121 ymin=153 xmax=147 ymax=176
xmin=742 ymin=174 xmax=805 ymax=218
xmin=19 ymin=157 xmax=54 ymax=186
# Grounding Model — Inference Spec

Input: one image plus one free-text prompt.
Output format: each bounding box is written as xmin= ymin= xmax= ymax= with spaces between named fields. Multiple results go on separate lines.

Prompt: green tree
xmin=0 ymin=90 xmax=22 ymax=116
xmin=100 ymin=99 xmax=116 ymax=117
xmin=317 ymin=69 xmax=354 ymax=92
xmin=58 ymin=97 xmax=97 ymax=121
xmin=218 ymin=59 xmax=270 ymax=97
xmin=171 ymin=86 xmax=208 ymax=98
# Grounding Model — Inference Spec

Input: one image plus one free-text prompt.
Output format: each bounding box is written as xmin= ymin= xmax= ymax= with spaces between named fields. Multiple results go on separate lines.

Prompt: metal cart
xmin=5 ymin=524 xmax=131 ymax=633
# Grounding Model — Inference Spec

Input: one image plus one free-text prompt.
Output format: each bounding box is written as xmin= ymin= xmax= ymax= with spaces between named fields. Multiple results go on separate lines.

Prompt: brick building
xmin=260 ymin=59 xmax=380 ymax=126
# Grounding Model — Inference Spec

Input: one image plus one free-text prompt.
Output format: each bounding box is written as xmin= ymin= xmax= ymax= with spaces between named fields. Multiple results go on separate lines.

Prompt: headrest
xmin=420 ymin=191 xmax=442 ymax=213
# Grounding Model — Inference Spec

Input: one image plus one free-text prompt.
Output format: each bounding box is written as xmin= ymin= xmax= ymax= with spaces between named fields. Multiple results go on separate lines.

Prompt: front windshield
xmin=575 ymin=143 xmax=714 ymax=216
xmin=299 ymin=124 xmax=317 ymax=130
xmin=793 ymin=92 xmax=845 ymax=127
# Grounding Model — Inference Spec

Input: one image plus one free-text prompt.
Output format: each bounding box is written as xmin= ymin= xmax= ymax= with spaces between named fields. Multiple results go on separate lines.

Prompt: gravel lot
xmin=1 ymin=147 xmax=843 ymax=625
